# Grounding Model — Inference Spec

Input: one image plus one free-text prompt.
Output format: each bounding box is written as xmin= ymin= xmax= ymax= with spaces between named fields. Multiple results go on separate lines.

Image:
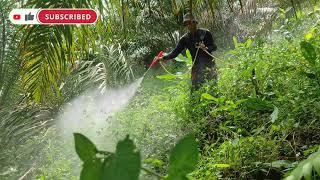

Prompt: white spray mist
xmin=56 ymin=77 xmax=143 ymax=151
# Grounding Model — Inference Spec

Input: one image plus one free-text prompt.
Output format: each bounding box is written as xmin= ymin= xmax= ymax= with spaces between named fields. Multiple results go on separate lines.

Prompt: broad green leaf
xmin=213 ymin=164 xmax=230 ymax=168
xmin=242 ymin=98 xmax=273 ymax=112
xmin=305 ymin=28 xmax=316 ymax=40
xmin=144 ymin=158 xmax=164 ymax=167
xmin=313 ymin=156 xmax=320 ymax=175
xmin=156 ymin=74 xmax=177 ymax=80
xmin=300 ymin=41 xmax=317 ymax=65
xmin=285 ymin=151 xmax=320 ymax=180
xmin=102 ymin=135 xmax=141 ymax=180
xmin=245 ymin=39 xmax=253 ymax=48
xmin=175 ymin=54 xmax=188 ymax=62
xmin=310 ymin=151 xmax=320 ymax=175
xmin=288 ymin=165 xmax=303 ymax=180
xmin=167 ymin=134 xmax=199 ymax=180
xmin=185 ymin=50 xmax=192 ymax=64
xmin=80 ymin=159 xmax=102 ymax=180
xmin=305 ymin=33 xmax=313 ymax=40
xmin=302 ymin=162 xmax=312 ymax=180
xmin=271 ymin=106 xmax=279 ymax=123
xmin=285 ymin=175 xmax=298 ymax=180
xmin=201 ymin=93 xmax=218 ymax=101
xmin=252 ymin=126 xmax=265 ymax=135
xmin=74 ymin=133 xmax=98 ymax=162
xmin=175 ymin=52 xmax=192 ymax=65
xmin=270 ymin=160 xmax=291 ymax=169
xmin=175 ymin=57 xmax=184 ymax=62
xmin=303 ymin=145 xmax=320 ymax=156
xmin=232 ymin=138 xmax=239 ymax=146
xmin=233 ymin=36 xmax=238 ymax=48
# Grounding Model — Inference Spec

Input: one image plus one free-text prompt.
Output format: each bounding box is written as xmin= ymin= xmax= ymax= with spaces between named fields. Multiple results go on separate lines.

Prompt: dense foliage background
xmin=1 ymin=0 xmax=320 ymax=179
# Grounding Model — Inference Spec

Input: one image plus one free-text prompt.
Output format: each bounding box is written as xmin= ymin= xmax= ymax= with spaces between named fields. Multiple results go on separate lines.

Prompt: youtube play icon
xmin=13 ymin=14 xmax=21 ymax=20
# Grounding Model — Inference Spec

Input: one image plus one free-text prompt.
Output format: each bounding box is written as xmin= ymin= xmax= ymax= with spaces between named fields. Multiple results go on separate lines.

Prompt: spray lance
xmin=142 ymin=51 xmax=164 ymax=77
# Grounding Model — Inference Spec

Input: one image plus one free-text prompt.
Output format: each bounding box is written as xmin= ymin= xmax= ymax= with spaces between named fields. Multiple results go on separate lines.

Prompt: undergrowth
xmin=111 ymin=5 xmax=320 ymax=179
xmin=3 ymin=4 xmax=320 ymax=180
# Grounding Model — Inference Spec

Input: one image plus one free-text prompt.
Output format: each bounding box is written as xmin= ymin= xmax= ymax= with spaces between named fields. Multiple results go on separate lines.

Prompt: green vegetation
xmin=73 ymin=133 xmax=198 ymax=180
xmin=1 ymin=0 xmax=320 ymax=180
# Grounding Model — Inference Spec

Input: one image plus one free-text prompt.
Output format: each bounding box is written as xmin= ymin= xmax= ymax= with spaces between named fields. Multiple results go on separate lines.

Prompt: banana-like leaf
xmin=285 ymin=150 xmax=320 ymax=180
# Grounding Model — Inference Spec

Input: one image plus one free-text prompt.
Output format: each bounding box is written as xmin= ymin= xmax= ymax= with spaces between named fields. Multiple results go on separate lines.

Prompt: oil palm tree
xmin=0 ymin=1 xmax=22 ymax=106
xmin=19 ymin=0 xmax=105 ymax=104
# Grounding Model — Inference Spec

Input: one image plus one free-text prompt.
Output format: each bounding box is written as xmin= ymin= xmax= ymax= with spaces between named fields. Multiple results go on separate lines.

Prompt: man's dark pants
xmin=191 ymin=59 xmax=217 ymax=92
xmin=187 ymin=59 xmax=217 ymax=122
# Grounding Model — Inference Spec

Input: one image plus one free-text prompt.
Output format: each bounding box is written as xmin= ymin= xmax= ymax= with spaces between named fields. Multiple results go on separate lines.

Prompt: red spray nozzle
xmin=149 ymin=51 xmax=164 ymax=68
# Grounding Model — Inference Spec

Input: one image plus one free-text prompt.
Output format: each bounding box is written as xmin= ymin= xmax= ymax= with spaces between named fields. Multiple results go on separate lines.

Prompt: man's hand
xmin=158 ymin=56 xmax=164 ymax=62
xmin=195 ymin=42 xmax=208 ymax=51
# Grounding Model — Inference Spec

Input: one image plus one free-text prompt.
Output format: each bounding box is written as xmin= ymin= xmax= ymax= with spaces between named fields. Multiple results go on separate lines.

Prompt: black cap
xmin=183 ymin=13 xmax=198 ymax=26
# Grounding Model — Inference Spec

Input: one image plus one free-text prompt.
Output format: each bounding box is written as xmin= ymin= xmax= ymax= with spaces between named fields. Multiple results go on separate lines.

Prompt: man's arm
xmin=163 ymin=36 xmax=186 ymax=60
xmin=205 ymin=30 xmax=217 ymax=53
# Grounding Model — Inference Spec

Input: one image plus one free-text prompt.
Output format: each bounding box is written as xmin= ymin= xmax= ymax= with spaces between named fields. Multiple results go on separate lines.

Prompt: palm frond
xmin=0 ymin=102 xmax=55 ymax=179
xmin=0 ymin=1 xmax=22 ymax=105
xmin=72 ymin=44 xmax=135 ymax=93
xmin=20 ymin=0 xmax=105 ymax=104
xmin=20 ymin=25 xmax=74 ymax=104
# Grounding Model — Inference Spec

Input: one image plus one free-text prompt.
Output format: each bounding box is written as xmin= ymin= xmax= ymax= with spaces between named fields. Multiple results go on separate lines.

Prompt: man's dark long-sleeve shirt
xmin=163 ymin=28 xmax=217 ymax=65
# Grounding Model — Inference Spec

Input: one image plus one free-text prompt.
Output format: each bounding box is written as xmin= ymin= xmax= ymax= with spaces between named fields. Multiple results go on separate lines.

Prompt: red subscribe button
xmin=38 ymin=9 xmax=98 ymax=24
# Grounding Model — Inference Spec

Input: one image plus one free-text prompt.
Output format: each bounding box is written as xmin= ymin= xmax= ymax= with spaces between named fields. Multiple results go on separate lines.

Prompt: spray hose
xmin=159 ymin=47 xmax=200 ymax=77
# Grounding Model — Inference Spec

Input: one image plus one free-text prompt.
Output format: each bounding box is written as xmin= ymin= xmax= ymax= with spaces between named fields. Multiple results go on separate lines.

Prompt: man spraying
xmin=160 ymin=13 xmax=217 ymax=91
